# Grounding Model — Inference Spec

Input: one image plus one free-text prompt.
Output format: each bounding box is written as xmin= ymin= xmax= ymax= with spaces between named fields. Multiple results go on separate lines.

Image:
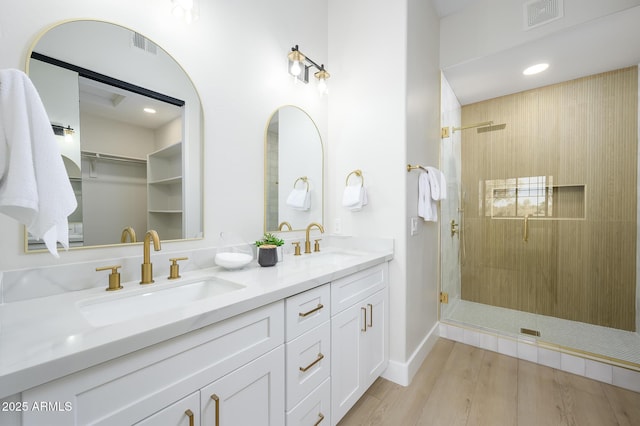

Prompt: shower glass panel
xmin=440 ymin=67 xmax=640 ymax=367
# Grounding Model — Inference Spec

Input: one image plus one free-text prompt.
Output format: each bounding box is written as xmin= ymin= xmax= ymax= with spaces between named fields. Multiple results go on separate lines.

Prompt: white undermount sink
xmin=78 ymin=278 xmax=245 ymax=327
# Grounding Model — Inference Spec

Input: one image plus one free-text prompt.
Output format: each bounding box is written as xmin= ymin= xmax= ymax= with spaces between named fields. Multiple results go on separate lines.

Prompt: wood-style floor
xmin=338 ymin=338 xmax=640 ymax=426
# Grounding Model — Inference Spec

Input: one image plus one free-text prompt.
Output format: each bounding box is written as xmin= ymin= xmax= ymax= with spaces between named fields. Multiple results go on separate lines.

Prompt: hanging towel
xmin=418 ymin=167 xmax=447 ymax=222
xmin=0 ymin=69 xmax=77 ymax=257
xmin=342 ymin=185 xmax=368 ymax=211
xmin=286 ymin=188 xmax=310 ymax=211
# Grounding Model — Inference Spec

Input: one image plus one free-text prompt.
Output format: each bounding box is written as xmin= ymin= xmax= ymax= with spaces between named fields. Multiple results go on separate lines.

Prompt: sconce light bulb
xmin=64 ymin=133 xmax=73 ymax=143
xmin=290 ymin=60 xmax=302 ymax=77
xmin=317 ymin=78 xmax=328 ymax=95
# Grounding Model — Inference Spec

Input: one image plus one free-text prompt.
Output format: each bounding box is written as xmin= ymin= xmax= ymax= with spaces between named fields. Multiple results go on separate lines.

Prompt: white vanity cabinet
xmin=330 ymin=263 xmax=389 ymax=425
xmin=21 ymin=302 xmax=284 ymax=426
xmin=284 ymin=284 xmax=332 ymax=426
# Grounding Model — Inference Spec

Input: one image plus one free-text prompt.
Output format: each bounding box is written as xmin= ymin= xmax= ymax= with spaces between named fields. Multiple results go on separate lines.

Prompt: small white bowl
xmin=215 ymin=252 xmax=253 ymax=270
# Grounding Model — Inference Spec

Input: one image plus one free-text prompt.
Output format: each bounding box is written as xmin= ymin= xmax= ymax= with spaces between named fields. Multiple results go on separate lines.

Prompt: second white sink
xmin=78 ymin=278 xmax=245 ymax=327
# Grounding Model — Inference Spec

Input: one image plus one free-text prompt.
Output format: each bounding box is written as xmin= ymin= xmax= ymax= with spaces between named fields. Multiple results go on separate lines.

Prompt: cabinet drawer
xmin=331 ymin=263 xmax=386 ymax=315
xmin=285 ymin=321 xmax=331 ymax=410
xmin=286 ymin=377 xmax=330 ymax=426
xmin=135 ymin=391 xmax=199 ymax=426
xmin=23 ymin=301 xmax=284 ymax=426
xmin=285 ymin=284 xmax=330 ymax=340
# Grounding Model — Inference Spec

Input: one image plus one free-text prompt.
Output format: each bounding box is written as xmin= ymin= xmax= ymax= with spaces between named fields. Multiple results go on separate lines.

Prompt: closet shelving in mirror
xmin=147 ymin=142 xmax=183 ymax=240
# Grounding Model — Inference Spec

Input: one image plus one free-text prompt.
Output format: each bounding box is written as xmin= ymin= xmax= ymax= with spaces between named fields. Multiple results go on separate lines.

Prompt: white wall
xmin=0 ymin=0 xmax=328 ymax=269
xmin=328 ymin=0 xmax=441 ymax=382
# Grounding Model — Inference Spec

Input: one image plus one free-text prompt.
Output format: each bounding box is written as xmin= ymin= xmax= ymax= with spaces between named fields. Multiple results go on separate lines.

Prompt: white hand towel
xmin=418 ymin=168 xmax=447 ymax=222
xmin=426 ymin=166 xmax=447 ymax=201
xmin=286 ymin=188 xmax=310 ymax=211
xmin=342 ymin=185 xmax=369 ymax=211
xmin=0 ymin=69 xmax=77 ymax=257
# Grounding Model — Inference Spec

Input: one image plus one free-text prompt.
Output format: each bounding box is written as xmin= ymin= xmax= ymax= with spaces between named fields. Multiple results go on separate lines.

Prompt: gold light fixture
xmin=51 ymin=124 xmax=75 ymax=143
xmin=288 ymin=45 xmax=330 ymax=94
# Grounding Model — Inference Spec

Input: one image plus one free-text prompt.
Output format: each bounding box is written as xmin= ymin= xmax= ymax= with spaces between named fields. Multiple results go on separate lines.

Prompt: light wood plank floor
xmin=338 ymin=338 xmax=640 ymax=426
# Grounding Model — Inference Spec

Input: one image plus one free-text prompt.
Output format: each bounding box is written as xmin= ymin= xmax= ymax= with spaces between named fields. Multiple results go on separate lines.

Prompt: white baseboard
xmin=381 ymin=322 xmax=440 ymax=386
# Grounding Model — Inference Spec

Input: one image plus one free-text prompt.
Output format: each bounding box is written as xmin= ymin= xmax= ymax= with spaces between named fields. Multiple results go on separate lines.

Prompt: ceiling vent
xmin=523 ymin=0 xmax=564 ymax=30
xmin=131 ymin=32 xmax=158 ymax=55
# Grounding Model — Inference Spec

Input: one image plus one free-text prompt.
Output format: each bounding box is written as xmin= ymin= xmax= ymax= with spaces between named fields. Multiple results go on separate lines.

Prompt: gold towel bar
xmin=407 ymin=164 xmax=428 ymax=172
xmin=345 ymin=169 xmax=364 ymax=186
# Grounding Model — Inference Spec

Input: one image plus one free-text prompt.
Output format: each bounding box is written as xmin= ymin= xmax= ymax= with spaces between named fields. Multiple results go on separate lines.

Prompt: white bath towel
xmin=286 ymin=188 xmax=310 ymax=211
xmin=342 ymin=185 xmax=368 ymax=211
xmin=418 ymin=167 xmax=447 ymax=222
xmin=0 ymin=69 xmax=77 ymax=257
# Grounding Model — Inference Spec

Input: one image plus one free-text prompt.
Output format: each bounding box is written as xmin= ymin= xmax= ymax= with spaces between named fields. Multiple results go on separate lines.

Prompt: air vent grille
xmin=524 ymin=0 xmax=563 ymax=30
xmin=131 ymin=32 xmax=157 ymax=55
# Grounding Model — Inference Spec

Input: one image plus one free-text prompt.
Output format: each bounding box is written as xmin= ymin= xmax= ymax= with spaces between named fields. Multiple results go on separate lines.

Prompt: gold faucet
xmin=305 ymin=222 xmax=324 ymax=253
xmin=120 ymin=226 xmax=137 ymax=243
xmin=140 ymin=230 xmax=161 ymax=284
xmin=278 ymin=221 xmax=293 ymax=231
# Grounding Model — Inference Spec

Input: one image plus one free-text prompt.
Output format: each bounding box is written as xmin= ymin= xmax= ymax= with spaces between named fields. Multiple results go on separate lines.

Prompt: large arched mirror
xmin=25 ymin=20 xmax=203 ymax=251
xmin=264 ymin=106 xmax=323 ymax=232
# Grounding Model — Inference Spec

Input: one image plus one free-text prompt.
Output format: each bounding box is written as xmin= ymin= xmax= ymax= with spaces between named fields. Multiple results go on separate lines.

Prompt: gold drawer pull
xmin=299 ymin=303 xmax=324 ymax=317
xmin=299 ymin=353 xmax=325 ymax=372
xmin=367 ymin=303 xmax=373 ymax=328
xmin=361 ymin=307 xmax=367 ymax=332
xmin=211 ymin=394 xmax=220 ymax=425
xmin=185 ymin=409 xmax=194 ymax=426
xmin=314 ymin=412 xmax=325 ymax=426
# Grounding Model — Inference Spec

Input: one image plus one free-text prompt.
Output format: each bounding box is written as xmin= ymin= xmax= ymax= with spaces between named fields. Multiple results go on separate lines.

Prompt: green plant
xmin=254 ymin=232 xmax=284 ymax=247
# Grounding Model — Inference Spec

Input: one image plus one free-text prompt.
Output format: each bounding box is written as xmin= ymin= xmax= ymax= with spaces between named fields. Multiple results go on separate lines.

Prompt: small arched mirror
xmin=25 ymin=20 xmax=203 ymax=251
xmin=264 ymin=106 xmax=323 ymax=232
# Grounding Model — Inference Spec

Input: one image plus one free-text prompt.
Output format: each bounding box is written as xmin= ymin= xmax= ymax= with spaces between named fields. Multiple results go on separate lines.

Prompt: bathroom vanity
xmin=0 ymin=240 xmax=392 ymax=426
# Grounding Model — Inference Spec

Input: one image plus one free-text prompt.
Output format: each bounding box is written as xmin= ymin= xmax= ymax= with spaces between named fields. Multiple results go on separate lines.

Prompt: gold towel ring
xmin=293 ymin=176 xmax=309 ymax=192
xmin=345 ymin=169 xmax=364 ymax=187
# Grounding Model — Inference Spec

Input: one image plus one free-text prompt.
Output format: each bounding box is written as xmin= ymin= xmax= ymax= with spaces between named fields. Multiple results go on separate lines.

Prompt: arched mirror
xmin=24 ymin=20 xmax=203 ymax=251
xmin=264 ymin=106 xmax=323 ymax=232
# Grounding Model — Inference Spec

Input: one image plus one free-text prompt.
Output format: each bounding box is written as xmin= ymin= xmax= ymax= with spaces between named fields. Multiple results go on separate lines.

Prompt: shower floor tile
xmin=446 ymin=299 xmax=640 ymax=367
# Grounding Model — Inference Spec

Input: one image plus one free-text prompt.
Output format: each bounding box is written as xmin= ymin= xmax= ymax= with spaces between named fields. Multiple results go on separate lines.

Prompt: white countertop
xmin=0 ymin=243 xmax=393 ymax=399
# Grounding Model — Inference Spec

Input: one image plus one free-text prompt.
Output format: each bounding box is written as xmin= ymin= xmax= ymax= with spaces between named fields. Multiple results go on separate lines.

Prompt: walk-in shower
xmin=440 ymin=66 xmax=640 ymax=368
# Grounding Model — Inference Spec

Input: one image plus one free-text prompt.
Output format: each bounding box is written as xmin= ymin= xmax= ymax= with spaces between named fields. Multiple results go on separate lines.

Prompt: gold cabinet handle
xmin=367 ymin=303 xmax=373 ymax=328
xmin=314 ymin=413 xmax=325 ymax=426
xmin=299 ymin=353 xmax=325 ymax=372
xmin=185 ymin=409 xmax=194 ymax=426
xmin=299 ymin=303 xmax=324 ymax=317
xmin=211 ymin=394 xmax=220 ymax=425
xmin=361 ymin=307 xmax=367 ymax=332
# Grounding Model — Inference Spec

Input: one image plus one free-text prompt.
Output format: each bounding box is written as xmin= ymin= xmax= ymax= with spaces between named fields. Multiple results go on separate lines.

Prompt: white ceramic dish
xmin=215 ymin=252 xmax=253 ymax=269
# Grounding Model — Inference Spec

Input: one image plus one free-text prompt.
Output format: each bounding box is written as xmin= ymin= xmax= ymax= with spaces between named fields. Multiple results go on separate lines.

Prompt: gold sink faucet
xmin=140 ymin=230 xmax=161 ymax=284
xmin=305 ymin=222 xmax=324 ymax=254
xmin=278 ymin=221 xmax=293 ymax=231
xmin=120 ymin=226 xmax=137 ymax=243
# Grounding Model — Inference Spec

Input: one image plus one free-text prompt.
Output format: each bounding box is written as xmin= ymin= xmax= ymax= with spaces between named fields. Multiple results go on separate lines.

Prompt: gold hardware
xmin=361 ymin=307 xmax=367 ymax=332
xmin=140 ymin=230 xmax=161 ymax=284
xmin=450 ymin=219 xmax=459 ymax=237
xmin=96 ymin=265 xmax=123 ymax=291
xmin=407 ymin=164 xmax=427 ymax=172
xmin=314 ymin=239 xmax=322 ymax=252
xmin=305 ymin=222 xmax=324 ymax=254
xmin=299 ymin=303 xmax=324 ymax=317
xmin=168 ymin=257 xmax=188 ymax=279
xmin=292 ymin=241 xmax=301 ymax=256
xmin=278 ymin=221 xmax=292 ymax=231
xmin=185 ymin=409 xmax=194 ymax=426
xmin=440 ymin=292 xmax=449 ymax=304
xmin=314 ymin=413 xmax=325 ymax=426
xmin=367 ymin=303 xmax=373 ymax=328
xmin=523 ymin=214 xmax=530 ymax=242
xmin=345 ymin=169 xmax=364 ymax=187
xmin=452 ymin=121 xmax=494 ymax=134
xmin=521 ymin=328 xmax=541 ymax=337
xmin=211 ymin=394 xmax=220 ymax=425
xmin=293 ymin=176 xmax=309 ymax=192
xmin=441 ymin=126 xmax=450 ymax=138
xmin=120 ymin=226 xmax=136 ymax=243
xmin=299 ymin=353 xmax=325 ymax=372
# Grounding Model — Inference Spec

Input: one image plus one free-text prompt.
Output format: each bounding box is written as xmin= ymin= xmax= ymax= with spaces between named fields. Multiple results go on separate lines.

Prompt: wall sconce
xmin=288 ymin=45 xmax=330 ymax=94
xmin=51 ymin=124 xmax=75 ymax=143
xmin=171 ymin=0 xmax=200 ymax=24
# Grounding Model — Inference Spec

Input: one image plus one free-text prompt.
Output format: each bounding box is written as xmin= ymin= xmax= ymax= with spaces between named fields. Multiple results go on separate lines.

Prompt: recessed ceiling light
xmin=523 ymin=63 xmax=549 ymax=76
xmin=144 ymin=107 xmax=157 ymax=114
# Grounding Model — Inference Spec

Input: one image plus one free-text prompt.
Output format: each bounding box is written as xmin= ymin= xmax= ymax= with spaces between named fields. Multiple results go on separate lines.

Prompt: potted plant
xmin=255 ymin=233 xmax=285 ymax=262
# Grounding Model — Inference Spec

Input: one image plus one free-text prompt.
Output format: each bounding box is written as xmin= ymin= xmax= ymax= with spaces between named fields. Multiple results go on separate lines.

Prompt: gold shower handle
xmin=450 ymin=219 xmax=459 ymax=237
xmin=523 ymin=214 xmax=529 ymax=242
